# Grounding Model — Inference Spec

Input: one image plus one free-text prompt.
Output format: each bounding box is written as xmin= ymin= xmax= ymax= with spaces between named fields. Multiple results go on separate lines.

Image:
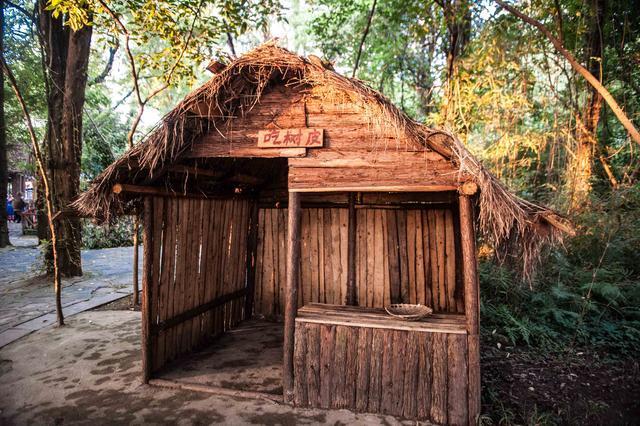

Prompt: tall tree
xmin=38 ymin=0 xmax=92 ymax=276
xmin=568 ymin=0 xmax=606 ymax=208
xmin=0 ymin=0 xmax=9 ymax=248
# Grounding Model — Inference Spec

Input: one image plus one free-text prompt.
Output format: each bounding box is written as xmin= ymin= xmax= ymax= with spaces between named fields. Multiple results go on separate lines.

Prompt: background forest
xmin=3 ymin=0 xmax=639 ymax=423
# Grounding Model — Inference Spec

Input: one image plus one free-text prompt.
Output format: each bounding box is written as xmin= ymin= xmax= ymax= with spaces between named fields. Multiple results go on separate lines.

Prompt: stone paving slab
xmin=0 ymin=222 xmax=141 ymax=348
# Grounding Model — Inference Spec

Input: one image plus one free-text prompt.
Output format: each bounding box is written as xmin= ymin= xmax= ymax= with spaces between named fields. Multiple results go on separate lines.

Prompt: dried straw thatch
xmin=74 ymin=41 xmax=572 ymax=280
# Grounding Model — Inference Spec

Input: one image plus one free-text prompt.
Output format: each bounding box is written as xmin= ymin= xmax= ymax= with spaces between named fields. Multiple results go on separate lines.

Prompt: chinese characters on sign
xmin=257 ymin=128 xmax=324 ymax=148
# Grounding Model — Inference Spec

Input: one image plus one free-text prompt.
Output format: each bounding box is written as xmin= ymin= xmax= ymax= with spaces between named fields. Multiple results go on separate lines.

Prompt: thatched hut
xmin=76 ymin=42 xmax=570 ymax=425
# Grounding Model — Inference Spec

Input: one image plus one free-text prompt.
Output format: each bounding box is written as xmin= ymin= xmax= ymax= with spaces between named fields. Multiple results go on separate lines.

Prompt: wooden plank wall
xmin=147 ymin=196 xmax=252 ymax=372
xmin=254 ymin=208 xmax=349 ymax=318
xmin=356 ymin=208 xmax=464 ymax=313
xmin=253 ymin=205 xmax=463 ymax=318
xmin=293 ymin=322 xmax=469 ymax=424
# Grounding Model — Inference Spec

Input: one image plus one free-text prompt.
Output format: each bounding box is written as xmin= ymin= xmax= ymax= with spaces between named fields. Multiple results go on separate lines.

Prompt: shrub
xmin=82 ymin=217 xmax=138 ymax=249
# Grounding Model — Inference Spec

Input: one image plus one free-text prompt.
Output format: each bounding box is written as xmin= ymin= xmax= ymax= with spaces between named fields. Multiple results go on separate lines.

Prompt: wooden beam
xmin=283 ymin=191 xmax=301 ymax=404
xmin=149 ymin=378 xmax=283 ymax=404
xmin=186 ymin=145 xmax=307 ymax=159
xmin=141 ymin=196 xmax=153 ymax=383
xmin=112 ymin=184 xmax=248 ymax=199
xmin=289 ymin=185 xmax=459 ymax=193
xmin=459 ymin=181 xmax=478 ymax=196
xmin=151 ymin=288 xmax=247 ymax=334
xmin=346 ymin=193 xmax=357 ymax=305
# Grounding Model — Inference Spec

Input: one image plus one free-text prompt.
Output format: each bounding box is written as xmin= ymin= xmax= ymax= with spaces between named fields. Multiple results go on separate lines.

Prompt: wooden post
xmin=346 ymin=192 xmax=357 ymax=305
xmin=459 ymin=194 xmax=480 ymax=423
xmin=283 ymin=191 xmax=301 ymax=404
xmin=244 ymin=200 xmax=259 ymax=318
xmin=141 ymin=196 xmax=153 ymax=383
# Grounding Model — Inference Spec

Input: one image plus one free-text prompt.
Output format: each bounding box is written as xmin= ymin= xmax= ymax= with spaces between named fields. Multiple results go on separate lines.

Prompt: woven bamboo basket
xmin=385 ymin=304 xmax=433 ymax=321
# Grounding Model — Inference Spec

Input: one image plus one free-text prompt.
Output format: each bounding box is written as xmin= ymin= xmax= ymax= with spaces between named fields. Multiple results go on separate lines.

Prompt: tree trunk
xmin=439 ymin=0 xmax=471 ymax=122
xmin=0 ymin=0 xmax=9 ymax=248
xmin=567 ymin=0 xmax=605 ymax=209
xmin=39 ymin=1 xmax=92 ymax=276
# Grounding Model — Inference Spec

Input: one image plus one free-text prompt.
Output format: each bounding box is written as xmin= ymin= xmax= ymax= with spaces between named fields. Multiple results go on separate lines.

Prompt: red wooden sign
xmin=257 ymin=128 xmax=324 ymax=148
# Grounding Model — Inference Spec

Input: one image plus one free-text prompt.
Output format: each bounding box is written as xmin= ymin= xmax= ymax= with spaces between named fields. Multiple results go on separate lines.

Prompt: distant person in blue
xmin=6 ymin=196 xmax=14 ymax=222
xmin=12 ymin=193 xmax=25 ymax=223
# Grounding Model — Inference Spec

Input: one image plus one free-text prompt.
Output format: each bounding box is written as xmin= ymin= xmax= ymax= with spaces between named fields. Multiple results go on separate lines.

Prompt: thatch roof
xmin=74 ymin=41 xmax=572 ymax=280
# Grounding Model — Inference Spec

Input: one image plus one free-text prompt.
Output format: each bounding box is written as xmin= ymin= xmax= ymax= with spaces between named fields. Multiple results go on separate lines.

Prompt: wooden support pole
xmin=141 ymin=196 xmax=153 ymax=383
xmin=458 ymin=194 xmax=481 ymax=424
xmin=346 ymin=192 xmax=357 ymax=305
xmin=283 ymin=191 xmax=301 ymax=404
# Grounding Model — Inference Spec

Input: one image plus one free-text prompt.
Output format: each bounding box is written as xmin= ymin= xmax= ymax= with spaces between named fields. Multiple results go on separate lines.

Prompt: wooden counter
xmin=296 ymin=303 xmax=466 ymax=334
xmin=293 ymin=303 xmax=471 ymax=424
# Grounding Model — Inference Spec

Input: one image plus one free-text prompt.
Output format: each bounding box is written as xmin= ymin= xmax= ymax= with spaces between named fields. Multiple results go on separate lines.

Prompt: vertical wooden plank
xmin=330 ymin=209 xmax=343 ymax=304
xmin=368 ymin=328 xmax=383 ymax=413
xmin=245 ymin=200 xmax=259 ymax=318
xmin=309 ymin=209 xmax=320 ymax=304
xmin=338 ymin=208 xmax=349 ymax=305
xmin=356 ymin=210 xmax=367 ymax=307
xmin=347 ymin=194 xmax=357 ymax=306
xmin=150 ymin=197 xmax=163 ymax=355
xmin=306 ymin=323 xmax=321 ymax=407
xmin=355 ymin=327 xmax=372 ymax=412
xmin=453 ymin=204 xmax=465 ymax=314
xmin=301 ymin=209 xmax=311 ymax=305
xmin=283 ymin=191 xmax=301 ymax=404
xmin=467 ymin=334 xmax=481 ymax=425
xmin=317 ymin=209 xmax=325 ymax=303
xmin=263 ymin=208 xmax=274 ymax=316
xmin=460 ymin=195 xmax=479 ymax=334
xmin=364 ymin=209 xmax=374 ymax=307
xmin=190 ymin=199 xmax=205 ymax=347
xmin=344 ymin=326 xmax=358 ymax=408
xmin=430 ymin=333 xmax=448 ymax=425
xmin=331 ymin=325 xmax=348 ymax=408
xmin=319 ymin=324 xmax=336 ymax=409
xmin=386 ymin=210 xmax=400 ymax=304
xmin=436 ymin=209 xmax=447 ymax=311
xmin=323 ymin=209 xmax=335 ymax=304
xmin=427 ymin=210 xmax=439 ymax=311
xmin=416 ymin=332 xmax=433 ymax=420
xmin=402 ymin=331 xmax=419 ymax=419
xmin=391 ymin=330 xmax=407 ymax=416
xmin=447 ymin=334 xmax=469 ymax=425
xmin=421 ymin=210 xmax=433 ymax=309
xmin=255 ymin=208 xmax=265 ymax=315
xmin=445 ymin=209 xmax=457 ymax=313
xmin=165 ymin=199 xmax=179 ymax=362
xmin=141 ymin=196 xmax=153 ymax=383
xmin=397 ymin=211 xmax=409 ymax=304
xmin=155 ymin=197 xmax=172 ymax=369
xmin=406 ymin=210 xmax=417 ymax=304
xmin=382 ymin=210 xmax=391 ymax=307
xmin=373 ymin=210 xmax=385 ymax=307
xmin=380 ymin=329 xmax=395 ymax=414
xmin=293 ymin=323 xmax=308 ymax=407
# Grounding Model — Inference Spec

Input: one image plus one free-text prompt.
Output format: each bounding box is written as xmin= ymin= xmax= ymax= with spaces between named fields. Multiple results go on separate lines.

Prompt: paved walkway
xmin=0 ymin=222 xmax=140 ymax=347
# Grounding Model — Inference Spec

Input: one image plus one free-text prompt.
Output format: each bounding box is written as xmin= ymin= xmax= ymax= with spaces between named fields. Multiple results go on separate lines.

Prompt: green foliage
xmin=481 ymin=187 xmax=640 ymax=354
xmin=82 ymin=217 xmax=137 ymax=249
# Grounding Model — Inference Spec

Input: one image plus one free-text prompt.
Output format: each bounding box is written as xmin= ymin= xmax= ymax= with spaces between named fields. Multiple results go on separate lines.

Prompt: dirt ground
xmin=0 ymin=311 xmax=420 ymax=425
xmin=481 ymin=345 xmax=640 ymax=424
